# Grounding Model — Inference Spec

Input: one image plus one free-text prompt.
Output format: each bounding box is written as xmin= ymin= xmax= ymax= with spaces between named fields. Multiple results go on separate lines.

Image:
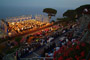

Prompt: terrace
xmin=8 ymin=19 xmax=50 ymax=36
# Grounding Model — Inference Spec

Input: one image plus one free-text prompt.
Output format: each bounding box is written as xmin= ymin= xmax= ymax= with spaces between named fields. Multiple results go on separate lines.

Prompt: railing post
xmin=86 ymin=51 xmax=90 ymax=60
xmin=80 ymin=31 xmax=88 ymax=42
xmin=44 ymin=57 xmax=45 ymax=60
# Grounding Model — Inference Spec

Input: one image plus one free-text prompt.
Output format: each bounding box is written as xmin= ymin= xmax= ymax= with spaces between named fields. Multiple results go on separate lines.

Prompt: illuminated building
xmin=35 ymin=15 xmax=49 ymax=23
xmin=1 ymin=15 xmax=50 ymax=36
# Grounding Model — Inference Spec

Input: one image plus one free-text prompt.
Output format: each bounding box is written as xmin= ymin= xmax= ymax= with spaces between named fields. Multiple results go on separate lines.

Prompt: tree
xmin=75 ymin=4 xmax=90 ymax=17
xmin=43 ymin=8 xmax=57 ymax=22
xmin=63 ymin=10 xmax=77 ymax=20
xmin=51 ymin=20 xmax=55 ymax=22
xmin=57 ymin=18 xmax=71 ymax=22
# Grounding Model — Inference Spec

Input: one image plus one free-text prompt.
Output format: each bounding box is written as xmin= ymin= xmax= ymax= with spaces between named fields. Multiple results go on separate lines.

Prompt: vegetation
xmin=57 ymin=18 xmax=71 ymax=22
xmin=43 ymin=8 xmax=57 ymax=21
xmin=5 ymin=46 xmax=19 ymax=54
xmin=51 ymin=20 xmax=55 ymax=23
xmin=57 ymin=4 xmax=90 ymax=22
xmin=0 ymin=38 xmax=7 ymax=43
xmin=75 ymin=4 xmax=90 ymax=17
xmin=63 ymin=10 xmax=77 ymax=20
xmin=54 ymin=42 xmax=90 ymax=60
xmin=57 ymin=10 xmax=77 ymax=22
xmin=15 ymin=36 xmax=22 ymax=46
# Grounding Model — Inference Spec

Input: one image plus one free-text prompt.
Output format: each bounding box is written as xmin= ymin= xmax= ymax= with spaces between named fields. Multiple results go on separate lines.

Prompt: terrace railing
xmin=2 ymin=48 xmax=20 ymax=60
xmin=86 ymin=51 xmax=90 ymax=60
xmin=20 ymin=57 xmax=53 ymax=60
xmin=80 ymin=31 xmax=88 ymax=42
xmin=3 ymin=52 xmax=15 ymax=60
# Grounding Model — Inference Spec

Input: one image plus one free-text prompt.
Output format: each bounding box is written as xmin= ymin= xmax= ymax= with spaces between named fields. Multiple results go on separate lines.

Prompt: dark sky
xmin=0 ymin=0 xmax=90 ymax=8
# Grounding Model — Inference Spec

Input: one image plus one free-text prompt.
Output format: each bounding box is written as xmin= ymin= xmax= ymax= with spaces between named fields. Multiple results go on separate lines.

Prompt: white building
xmin=35 ymin=15 xmax=49 ymax=23
xmin=6 ymin=15 xmax=32 ymax=22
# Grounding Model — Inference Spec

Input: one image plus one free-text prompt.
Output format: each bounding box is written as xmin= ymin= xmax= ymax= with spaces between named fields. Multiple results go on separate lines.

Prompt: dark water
xmin=0 ymin=7 xmax=68 ymax=20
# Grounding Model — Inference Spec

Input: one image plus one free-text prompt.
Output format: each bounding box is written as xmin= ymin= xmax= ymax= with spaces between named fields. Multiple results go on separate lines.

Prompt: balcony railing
xmin=20 ymin=57 xmax=53 ymax=60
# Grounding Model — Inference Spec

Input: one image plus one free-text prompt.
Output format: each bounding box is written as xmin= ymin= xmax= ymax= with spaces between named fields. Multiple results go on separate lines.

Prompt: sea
xmin=0 ymin=7 xmax=70 ymax=21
